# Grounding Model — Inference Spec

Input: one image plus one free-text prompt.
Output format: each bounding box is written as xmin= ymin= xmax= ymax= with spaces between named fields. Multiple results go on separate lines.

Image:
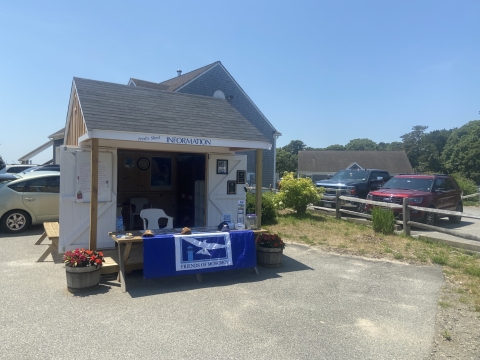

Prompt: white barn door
xmin=207 ymin=154 xmax=247 ymax=227
xmin=58 ymin=146 xmax=117 ymax=252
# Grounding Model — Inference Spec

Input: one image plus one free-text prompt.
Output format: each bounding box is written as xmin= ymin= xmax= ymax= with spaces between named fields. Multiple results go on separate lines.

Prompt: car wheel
xmin=449 ymin=203 xmax=463 ymax=224
xmin=424 ymin=206 xmax=436 ymax=226
xmin=1 ymin=210 xmax=31 ymax=233
xmin=357 ymin=203 xmax=365 ymax=213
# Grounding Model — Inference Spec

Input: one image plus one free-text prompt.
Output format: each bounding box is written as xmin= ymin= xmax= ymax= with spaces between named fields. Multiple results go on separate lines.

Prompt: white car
xmin=0 ymin=164 xmax=39 ymax=174
xmin=0 ymin=171 xmax=60 ymax=233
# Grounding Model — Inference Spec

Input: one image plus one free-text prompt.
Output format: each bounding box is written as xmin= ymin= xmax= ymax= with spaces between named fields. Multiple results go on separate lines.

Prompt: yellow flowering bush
xmin=274 ymin=172 xmax=324 ymax=215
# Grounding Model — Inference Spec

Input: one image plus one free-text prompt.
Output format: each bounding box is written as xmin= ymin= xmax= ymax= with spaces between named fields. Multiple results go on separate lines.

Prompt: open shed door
xmin=207 ymin=154 xmax=247 ymax=227
xmin=58 ymin=146 xmax=117 ymax=252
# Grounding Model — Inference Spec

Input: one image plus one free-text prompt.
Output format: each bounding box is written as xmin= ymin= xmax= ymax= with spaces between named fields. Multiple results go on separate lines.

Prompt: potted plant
xmin=63 ymin=248 xmax=105 ymax=293
xmin=256 ymin=233 xmax=285 ymax=268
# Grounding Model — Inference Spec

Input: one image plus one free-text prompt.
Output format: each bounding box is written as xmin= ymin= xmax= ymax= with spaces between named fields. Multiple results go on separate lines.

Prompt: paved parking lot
xmin=411 ymin=206 xmax=480 ymax=252
xmin=0 ymin=227 xmax=443 ymax=360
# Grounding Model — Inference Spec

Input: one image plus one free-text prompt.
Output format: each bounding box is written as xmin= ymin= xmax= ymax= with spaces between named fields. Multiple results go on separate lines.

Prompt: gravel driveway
xmin=1 ymin=228 xmax=443 ymax=360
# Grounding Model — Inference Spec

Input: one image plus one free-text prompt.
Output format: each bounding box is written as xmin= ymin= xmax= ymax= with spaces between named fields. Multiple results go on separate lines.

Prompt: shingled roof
xmin=129 ymin=78 xmax=169 ymax=91
xmin=73 ymin=77 xmax=269 ymax=144
xmin=298 ymin=151 xmax=413 ymax=174
xmin=158 ymin=61 xmax=219 ymax=91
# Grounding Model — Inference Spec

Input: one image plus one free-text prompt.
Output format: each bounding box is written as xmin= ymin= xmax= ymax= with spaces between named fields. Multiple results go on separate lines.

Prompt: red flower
xmin=63 ymin=248 xmax=105 ymax=268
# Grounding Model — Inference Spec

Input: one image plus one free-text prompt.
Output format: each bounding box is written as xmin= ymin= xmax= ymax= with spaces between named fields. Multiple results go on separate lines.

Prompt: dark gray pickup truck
xmin=315 ymin=169 xmax=391 ymax=211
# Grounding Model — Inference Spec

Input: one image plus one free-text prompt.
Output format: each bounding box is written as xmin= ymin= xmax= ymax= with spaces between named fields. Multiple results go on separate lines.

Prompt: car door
xmin=22 ymin=176 xmax=60 ymax=222
xmin=368 ymin=171 xmax=383 ymax=191
xmin=432 ymin=178 xmax=454 ymax=210
xmin=442 ymin=178 xmax=457 ymax=210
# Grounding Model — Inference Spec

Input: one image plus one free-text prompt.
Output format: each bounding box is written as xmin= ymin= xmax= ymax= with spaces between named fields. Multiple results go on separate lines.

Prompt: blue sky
xmin=1 ymin=1 xmax=479 ymax=164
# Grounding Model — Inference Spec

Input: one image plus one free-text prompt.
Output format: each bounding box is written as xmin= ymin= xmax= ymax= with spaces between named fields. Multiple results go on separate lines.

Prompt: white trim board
xmin=78 ymin=130 xmax=272 ymax=151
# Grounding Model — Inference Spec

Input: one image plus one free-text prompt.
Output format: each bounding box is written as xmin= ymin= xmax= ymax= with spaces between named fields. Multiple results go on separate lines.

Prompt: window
xmin=25 ymin=176 xmax=60 ymax=193
xmin=443 ymin=179 xmax=455 ymax=190
xmin=433 ymin=178 xmax=445 ymax=191
xmin=8 ymin=180 xmax=28 ymax=193
xmin=6 ymin=166 xmax=32 ymax=173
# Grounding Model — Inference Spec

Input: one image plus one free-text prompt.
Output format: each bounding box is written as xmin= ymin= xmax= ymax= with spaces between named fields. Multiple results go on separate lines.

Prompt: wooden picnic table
xmin=35 ymin=222 xmax=60 ymax=262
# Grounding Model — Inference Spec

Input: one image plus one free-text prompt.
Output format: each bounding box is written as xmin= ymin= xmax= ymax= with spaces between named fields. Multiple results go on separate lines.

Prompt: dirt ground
xmin=427 ymin=278 xmax=480 ymax=359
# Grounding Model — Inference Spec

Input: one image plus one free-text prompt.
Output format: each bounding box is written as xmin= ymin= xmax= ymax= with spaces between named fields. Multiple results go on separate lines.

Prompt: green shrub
xmin=246 ymin=191 xmax=277 ymax=225
xmin=371 ymin=207 xmax=395 ymax=235
xmin=452 ymin=173 xmax=479 ymax=205
xmin=274 ymin=172 xmax=324 ymax=215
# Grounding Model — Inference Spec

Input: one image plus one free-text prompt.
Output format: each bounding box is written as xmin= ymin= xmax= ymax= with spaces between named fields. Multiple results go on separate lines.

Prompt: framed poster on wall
xmin=75 ymin=151 xmax=113 ymax=203
xmin=217 ymin=159 xmax=228 ymax=174
xmin=236 ymin=170 xmax=246 ymax=184
xmin=227 ymin=180 xmax=236 ymax=194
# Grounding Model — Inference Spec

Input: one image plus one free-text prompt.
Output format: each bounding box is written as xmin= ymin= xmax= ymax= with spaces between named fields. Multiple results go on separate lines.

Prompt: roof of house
xmin=73 ymin=77 xmax=270 ymax=143
xmin=158 ymin=61 xmax=219 ymax=91
xmin=128 ymin=61 xmax=278 ymax=134
xmin=298 ymin=151 xmax=414 ymax=174
xmin=128 ymin=78 xmax=169 ymax=91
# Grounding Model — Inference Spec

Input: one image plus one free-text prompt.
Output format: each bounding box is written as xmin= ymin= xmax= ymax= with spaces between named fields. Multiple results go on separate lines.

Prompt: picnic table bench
xmin=35 ymin=222 xmax=59 ymax=262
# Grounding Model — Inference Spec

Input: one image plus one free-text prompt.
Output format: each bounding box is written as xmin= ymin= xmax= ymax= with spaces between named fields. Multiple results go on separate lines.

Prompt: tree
xmin=276 ymin=148 xmax=297 ymax=176
xmin=376 ymin=142 xmax=389 ymax=151
xmin=345 ymin=138 xmax=378 ymax=151
xmin=386 ymin=142 xmax=403 ymax=151
xmin=417 ymin=129 xmax=453 ymax=173
xmin=400 ymin=125 xmax=428 ymax=170
xmin=325 ymin=144 xmax=345 ymax=150
xmin=441 ymin=120 xmax=480 ymax=183
xmin=283 ymin=140 xmax=307 ymax=155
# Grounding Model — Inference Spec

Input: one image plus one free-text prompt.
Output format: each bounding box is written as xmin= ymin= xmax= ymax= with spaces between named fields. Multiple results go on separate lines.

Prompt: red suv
xmin=365 ymin=174 xmax=463 ymax=225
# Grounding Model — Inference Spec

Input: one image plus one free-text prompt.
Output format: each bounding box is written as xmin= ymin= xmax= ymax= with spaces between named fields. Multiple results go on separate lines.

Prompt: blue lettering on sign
xmin=138 ymin=135 xmax=161 ymax=142
xmin=166 ymin=136 xmax=212 ymax=145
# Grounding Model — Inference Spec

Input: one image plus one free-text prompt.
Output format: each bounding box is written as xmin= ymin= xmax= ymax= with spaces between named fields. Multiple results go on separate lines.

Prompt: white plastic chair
xmin=140 ymin=208 xmax=174 ymax=230
xmin=129 ymin=198 xmax=150 ymax=230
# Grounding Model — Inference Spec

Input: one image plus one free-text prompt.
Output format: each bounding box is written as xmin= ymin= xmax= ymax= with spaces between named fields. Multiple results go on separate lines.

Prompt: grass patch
xmin=442 ymin=329 xmax=452 ymax=341
xmin=264 ymin=209 xmax=480 ymax=313
xmin=439 ymin=301 xmax=452 ymax=308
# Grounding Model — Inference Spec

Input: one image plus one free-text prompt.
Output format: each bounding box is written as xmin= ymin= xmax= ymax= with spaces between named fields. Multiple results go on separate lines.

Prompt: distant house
xmin=18 ymin=128 xmax=64 ymax=165
xmin=129 ymin=61 xmax=281 ymax=188
xmin=298 ymin=151 xmax=414 ymax=181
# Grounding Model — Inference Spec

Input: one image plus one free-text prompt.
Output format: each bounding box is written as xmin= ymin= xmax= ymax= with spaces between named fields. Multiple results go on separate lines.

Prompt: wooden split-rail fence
xmin=315 ymin=190 xmax=480 ymax=242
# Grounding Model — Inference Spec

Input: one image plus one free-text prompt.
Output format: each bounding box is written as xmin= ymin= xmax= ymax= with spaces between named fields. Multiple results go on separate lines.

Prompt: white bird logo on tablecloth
xmin=181 ymin=237 xmax=227 ymax=257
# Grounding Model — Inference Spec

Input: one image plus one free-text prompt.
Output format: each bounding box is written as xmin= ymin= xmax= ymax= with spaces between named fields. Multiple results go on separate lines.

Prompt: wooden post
xmin=403 ymin=198 xmax=410 ymax=237
xmin=255 ymin=149 xmax=263 ymax=228
xmin=335 ymin=189 xmax=341 ymax=220
xmin=89 ymin=138 xmax=99 ymax=251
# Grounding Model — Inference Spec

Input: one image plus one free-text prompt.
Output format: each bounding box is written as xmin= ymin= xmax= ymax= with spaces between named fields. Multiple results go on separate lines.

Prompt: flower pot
xmin=257 ymin=247 xmax=283 ymax=268
xmin=65 ymin=266 xmax=102 ymax=293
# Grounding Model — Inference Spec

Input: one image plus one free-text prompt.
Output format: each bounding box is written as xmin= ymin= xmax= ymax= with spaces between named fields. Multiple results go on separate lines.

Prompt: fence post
xmin=336 ymin=189 xmax=341 ymax=220
xmin=403 ymin=198 xmax=410 ymax=236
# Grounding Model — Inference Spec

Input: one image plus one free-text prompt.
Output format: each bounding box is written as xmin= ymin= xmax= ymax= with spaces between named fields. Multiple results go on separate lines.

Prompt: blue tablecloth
xmin=143 ymin=230 xmax=256 ymax=279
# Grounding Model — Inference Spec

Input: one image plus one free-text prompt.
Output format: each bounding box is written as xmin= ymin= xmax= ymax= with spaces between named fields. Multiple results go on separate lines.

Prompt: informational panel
xmin=75 ymin=151 xmax=113 ymax=203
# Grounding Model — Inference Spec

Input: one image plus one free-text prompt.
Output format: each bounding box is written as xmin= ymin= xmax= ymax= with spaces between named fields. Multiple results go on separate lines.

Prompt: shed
xmin=58 ymin=77 xmax=271 ymax=251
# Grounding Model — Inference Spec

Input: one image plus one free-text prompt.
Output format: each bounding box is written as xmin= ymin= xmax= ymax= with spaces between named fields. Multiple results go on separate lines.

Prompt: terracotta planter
xmin=65 ymin=265 xmax=102 ymax=293
xmin=257 ymin=247 xmax=283 ymax=268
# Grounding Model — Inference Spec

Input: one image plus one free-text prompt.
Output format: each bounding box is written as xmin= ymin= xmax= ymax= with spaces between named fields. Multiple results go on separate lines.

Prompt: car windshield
xmin=330 ymin=170 xmax=368 ymax=181
xmin=383 ymin=177 xmax=433 ymax=192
